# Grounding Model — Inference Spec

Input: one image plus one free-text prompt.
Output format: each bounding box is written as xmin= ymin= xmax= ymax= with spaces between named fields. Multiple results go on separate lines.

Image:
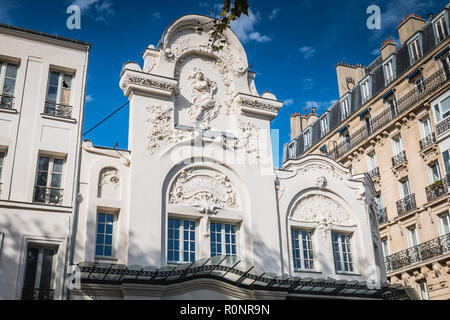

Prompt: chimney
xmin=306 ymin=108 xmax=318 ymax=127
xmin=380 ymin=38 xmax=397 ymax=61
xmin=290 ymin=112 xmax=302 ymax=140
xmin=397 ymin=14 xmax=425 ymax=45
xmin=335 ymin=62 xmax=366 ymax=98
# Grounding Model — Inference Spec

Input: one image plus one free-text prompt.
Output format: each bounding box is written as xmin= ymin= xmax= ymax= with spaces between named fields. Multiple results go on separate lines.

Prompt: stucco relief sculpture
xmin=188 ymin=68 xmax=220 ymax=129
xmin=98 ymin=167 xmax=120 ymax=198
xmin=237 ymin=120 xmax=260 ymax=165
xmin=169 ymin=168 xmax=238 ymax=215
xmin=291 ymin=195 xmax=355 ymax=239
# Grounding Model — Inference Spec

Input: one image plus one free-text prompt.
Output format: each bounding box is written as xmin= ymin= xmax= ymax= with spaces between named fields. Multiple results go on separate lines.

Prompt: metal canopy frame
xmin=74 ymin=256 xmax=413 ymax=300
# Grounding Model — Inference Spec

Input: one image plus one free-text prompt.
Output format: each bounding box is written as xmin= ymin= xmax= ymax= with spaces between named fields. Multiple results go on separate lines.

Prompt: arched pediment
xmin=168 ymin=167 xmax=239 ymax=214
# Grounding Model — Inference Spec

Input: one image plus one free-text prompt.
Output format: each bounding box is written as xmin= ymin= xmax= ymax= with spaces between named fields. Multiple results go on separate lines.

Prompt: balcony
xmin=425 ymin=175 xmax=449 ymax=202
xmin=327 ymin=68 xmax=449 ymax=160
xmin=436 ymin=117 xmax=450 ymax=136
xmin=384 ymin=233 xmax=450 ymax=273
xmin=368 ymin=167 xmax=380 ymax=180
xmin=378 ymin=208 xmax=388 ymax=224
xmin=419 ymin=133 xmax=436 ymax=150
xmin=392 ymin=151 xmax=407 ymax=167
xmin=33 ymin=186 xmax=64 ymax=205
xmin=396 ymin=194 xmax=416 ymax=216
xmin=44 ymin=101 xmax=73 ymax=118
xmin=21 ymin=288 xmax=55 ymax=300
xmin=0 ymin=94 xmax=14 ymax=109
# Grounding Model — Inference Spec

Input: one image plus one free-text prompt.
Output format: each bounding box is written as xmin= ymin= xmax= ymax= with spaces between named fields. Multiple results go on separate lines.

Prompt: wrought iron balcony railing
xmin=368 ymin=167 xmax=380 ymax=180
xmin=0 ymin=94 xmax=14 ymax=109
xmin=378 ymin=208 xmax=388 ymax=224
xmin=44 ymin=101 xmax=73 ymax=118
xmin=385 ymin=233 xmax=450 ymax=273
xmin=327 ymin=68 xmax=449 ymax=160
xmin=33 ymin=186 xmax=64 ymax=205
xmin=392 ymin=151 xmax=407 ymax=167
xmin=425 ymin=175 xmax=449 ymax=202
xmin=419 ymin=133 xmax=436 ymax=150
xmin=436 ymin=117 xmax=450 ymax=136
xmin=396 ymin=194 xmax=416 ymax=216
xmin=21 ymin=288 xmax=55 ymax=300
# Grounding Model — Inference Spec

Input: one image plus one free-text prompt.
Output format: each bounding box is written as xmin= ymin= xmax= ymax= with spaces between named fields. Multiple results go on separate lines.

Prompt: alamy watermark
xmin=367 ymin=5 xmax=381 ymax=30
xmin=66 ymin=5 xmax=81 ymax=30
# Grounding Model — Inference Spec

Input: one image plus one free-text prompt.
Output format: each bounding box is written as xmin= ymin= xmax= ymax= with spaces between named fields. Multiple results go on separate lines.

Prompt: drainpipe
xmin=64 ymin=45 xmax=90 ymax=300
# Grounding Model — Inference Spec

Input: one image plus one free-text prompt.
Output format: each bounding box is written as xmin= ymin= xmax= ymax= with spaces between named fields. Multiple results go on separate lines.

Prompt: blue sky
xmin=1 ymin=0 xmax=448 ymax=167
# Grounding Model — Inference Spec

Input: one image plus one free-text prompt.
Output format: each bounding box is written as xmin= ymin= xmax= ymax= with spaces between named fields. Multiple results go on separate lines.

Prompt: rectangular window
xmin=361 ymin=79 xmax=370 ymax=103
xmin=384 ymin=60 xmax=394 ymax=84
xmin=409 ymin=37 xmax=422 ymax=63
xmin=341 ymin=98 xmax=350 ymax=120
xmin=443 ymin=150 xmax=450 ymax=175
xmin=387 ymin=96 xmax=398 ymax=119
xmin=433 ymin=95 xmax=450 ymax=122
xmin=332 ymin=232 xmax=353 ymax=273
xmin=288 ymin=142 xmax=296 ymax=159
xmin=364 ymin=114 xmax=373 ymax=134
xmin=407 ymin=226 xmax=419 ymax=248
xmin=45 ymin=71 xmax=73 ymax=117
xmin=33 ymin=156 xmax=64 ymax=205
xmin=428 ymin=162 xmax=442 ymax=183
xmin=419 ymin=117 xmax=432 ymax=139
xmin=439 ymin=213 xmax=450 ymax=235
xmin=419 ymin=281 xmax=429 ymax=300
xmin=343 ymin=130 xmax=351 ymax=152
xmin=304 ymin=130 xmax=311 ymax=149
xmin=168 ymin=218 xmax=196 ymax=263
xmin=435 ymin=14 xmax=448 ymax=42
xmin=381 ymin=238 xmax=390 ymax=257
xmin=210 ymin=222 xmax=237 ymax=257
xmin=392 ymin=136 xmax=404 ymax=155
xmin=21 ymin=245 xmax=56 ymax=300
xmin=95 ymin=213 xmax=115 ymax=258
xmin=0 ymin=62 xmax=18 ymax=109
xmin=415 ymin=76 xmax=425 ymax=94
xmin=367 ymin=153 xmax=377 ymax=171
xmin=321 ymin=115 xmax=329 ymax=135
xmin=399 ymin=178 xmax=412 ymax=199
xmin=291 ymin=229 xmax=314 ymax=271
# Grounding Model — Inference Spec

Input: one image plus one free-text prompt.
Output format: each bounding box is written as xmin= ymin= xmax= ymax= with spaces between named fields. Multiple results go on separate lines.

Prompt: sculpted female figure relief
xmin=188 ymin=68 xmax=220 ymax=129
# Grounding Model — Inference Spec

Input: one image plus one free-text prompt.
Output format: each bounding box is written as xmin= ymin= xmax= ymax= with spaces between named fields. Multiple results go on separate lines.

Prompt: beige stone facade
xmin=286 ymin=8 xmax=450 ymax=300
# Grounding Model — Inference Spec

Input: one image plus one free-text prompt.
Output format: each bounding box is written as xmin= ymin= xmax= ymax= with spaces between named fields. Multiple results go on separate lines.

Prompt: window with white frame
xmin=381 ymin=238 xmax=390 ymax=257
xmin=435 ymin=14 xmax=448 ymax=42
xmin=288 ymin=141 xmax=296 ymax=159
xmin=398 ymin=177 xmax=412 ymax=199
xmin=168 ymin=218 xmax=196 ymax=263
xmin=95 ymin=212 xmax=116 ymax=258
xmin=392 ymin=135 xmax=404 ymax=156
xmin=443 ymin=149 xmax=450 ymax=175
xmin=33 ymin=156 xmax=64 ymax=205
xmin=367 ymin=153 xmax=377 ymax=171
xmin=361 ymin=79 xmax=371 ymax=103
xmin=438 ymin=213 xmax=450 ymax=235
xmin=332 ymin=232 xmax=354 ymax=273
xmin=409 ymin=37 xmax=422 ymax=64
xmin=45 ymin=71 xmax=73 ymax=117
xmin=419 ymin=117 xmax=432 ymax=139
xmin=418 ymin=281 xmax=429 ymax=300
xmin=407 ymin=225 xmax=420 ymax=248
xmin=210 ymin=222 xmax=237 ymax=257
xmin=384 ymin=59 xmax=395 ymax=84
xmin=433 ymin=95 xmax=450 ymax=123
xmin=21 ymin=244 xmax=57 ymax=300
xmin=304 ymin=129 xmax=311 ymax=149
xmin=340 ymin=97 xmax=350 ymax=120
xmin=414 ymin=76 xmax=425 ymax=94
xmin=291 ymin=229 xmax=314 ymax=271
xmin=0 ymin=62 xmax=18 ymax=109
xmin=386 ymin=95 xmax=398 ymax=119
xmin=375 ymin=194 xmax=384 ymax=214
xmin=321 ymin=115 xmax=329 ymax=135
xmin=428 ymin=161 xmax=442 ymax=183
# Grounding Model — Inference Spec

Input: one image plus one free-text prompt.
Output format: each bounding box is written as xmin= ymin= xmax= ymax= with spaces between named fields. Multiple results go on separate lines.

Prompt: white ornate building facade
xmin=0 ymin=16 xmax=413 ymax=300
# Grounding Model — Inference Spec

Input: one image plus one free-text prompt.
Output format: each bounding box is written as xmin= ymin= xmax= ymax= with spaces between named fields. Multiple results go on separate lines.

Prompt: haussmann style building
xmin=0 ymin=15 xmax=418 ymax=300
xmin=283 ymin=5 xmax=450 ymax=300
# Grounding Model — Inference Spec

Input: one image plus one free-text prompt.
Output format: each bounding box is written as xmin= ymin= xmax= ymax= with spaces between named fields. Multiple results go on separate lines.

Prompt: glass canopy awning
xmin=73 ymin=256 xmax=414 ymax=300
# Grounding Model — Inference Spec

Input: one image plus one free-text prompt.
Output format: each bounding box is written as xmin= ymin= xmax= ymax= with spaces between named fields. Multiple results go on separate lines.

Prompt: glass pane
xmin=6 ymin=64 xmax=18 ymax=78
xmin=38 ymin=157 xmax=49 ymax=171
xmin=104 ymin=246 xmax=112 ymax=257
xmin=50 ymin=173 xmax=61 ymax=188
xmin=105 ymin=235 xmax=112 ymax=245
xmin=3 ymin=78 xmax=16 ymax=94
xmin=105 ymin=224 xmax=113 ymax=234
xmin=52 ymin=159 xmax=63 ymax=173
xmin=61 ymin=88 xmax=71 ymax=105
xmin=62 ymin=75 xmax=72 ymax=88
xmin=98 ymin=213 xmax=106 ymax=223
xmin=23 ymin=247 xmax=39 ymax=289
xmin=106 ymin=214 xmax=114 ymax=223
xmin=441 ymin=96 xmax=450 ymax=118
xmin=96 ymin=234 xmax=104 ymax=245
xmin=47 ymin=85 xmax=57 ymax=102
xmin=49 ymin=72 xmax=59 ymax=86
xmin=36 ymin=172 xmax=48 ymax=187
xmin=95 ymin=245 xmax=103 ymax=256
xmin=39 ymin=249 xmax=55 ymax=290
xmin=97 ymin=222 xmax=105 ymax=234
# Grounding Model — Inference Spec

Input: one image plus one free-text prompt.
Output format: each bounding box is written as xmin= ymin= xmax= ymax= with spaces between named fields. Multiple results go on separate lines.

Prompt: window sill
xmin=335 ymin=272 xmax=361 ymax=276
xmin=0 ymin=107 xmax=18 ymax=114
xmin=40 ymin=113 xmax=77 ymax=123
xmin=293 ymin=269 xmax=322 ymax=274
xmin=95 ymin=257 xmax=118 ymax=264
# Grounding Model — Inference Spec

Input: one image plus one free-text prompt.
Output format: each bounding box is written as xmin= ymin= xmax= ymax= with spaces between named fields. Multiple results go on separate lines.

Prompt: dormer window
xmin=361 ymin=78 xmax=371 ymax=104
xmin=288 ymin=141 xmax=296 ymax=159
xmin=340 ymin=97 xmax=350 ymax=120
xmin=409 ymin=36 xmax=422 ymax=64
xmin=304 ymin=129 xmax=311 ymax=149
xmin=321 ymin=114 xmax=329 ymax=136
xmin=384 ymin=59 xmax=395 ymax=85
xmin=435 ymin=14 xmax=448 ymax=43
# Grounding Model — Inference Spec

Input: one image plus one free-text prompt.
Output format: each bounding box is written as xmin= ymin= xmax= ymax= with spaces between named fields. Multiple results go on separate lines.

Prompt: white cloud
xmin=284 ymin=98 xmax=294 ymax=106
xmin=269 ymin=8 xmax=280 ymax=21
xmin=86 ymin=94 xmax=94 ymax=102
xmin=305 ymin=100 xmax=337 ymax=113
xmin=230 ymin=8 xmax=271 ymax=44
xmin=301 ymin=78 xmax=314 ymax=90
xmin=299 ymin=46 xmax=316 ymax=59
xmin=152 ymin=12 xmax=161 ymax=20
xmin=72 ymin=0 xmax=115 ymax=22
